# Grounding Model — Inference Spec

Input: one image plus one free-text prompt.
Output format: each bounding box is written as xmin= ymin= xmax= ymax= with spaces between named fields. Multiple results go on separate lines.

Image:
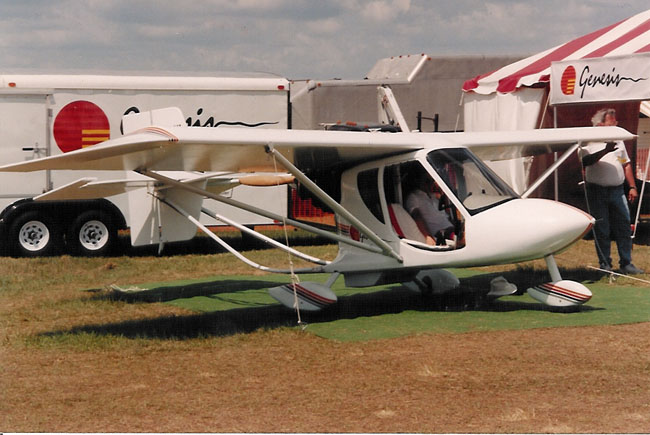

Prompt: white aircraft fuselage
xmin=329 ymin=147 xmax=594 ymax=285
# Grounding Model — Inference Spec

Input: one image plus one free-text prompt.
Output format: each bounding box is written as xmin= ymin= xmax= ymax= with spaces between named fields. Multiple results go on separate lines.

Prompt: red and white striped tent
xmin=463 ymin=8 xmax=650 ymax=97
xmin=461 ymin=9 xmax=650 ymax=197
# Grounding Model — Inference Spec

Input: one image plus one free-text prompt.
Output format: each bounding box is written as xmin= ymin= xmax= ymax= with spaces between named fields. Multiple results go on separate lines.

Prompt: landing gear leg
xmin=545 ymin=254 xmax=562 ymax=282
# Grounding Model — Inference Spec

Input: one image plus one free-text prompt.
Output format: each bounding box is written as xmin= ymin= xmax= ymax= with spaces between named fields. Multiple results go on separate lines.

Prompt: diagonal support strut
xmin=265 ymin=144 xmax=403 ymax=263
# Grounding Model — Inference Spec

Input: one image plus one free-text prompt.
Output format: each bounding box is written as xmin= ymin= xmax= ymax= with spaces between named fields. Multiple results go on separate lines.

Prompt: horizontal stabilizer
xmin=34 ymin=178 xmax=97 ymax=201
xmin=268 ymin=281 xmax=337 ymax=311
xmin=35 ymin=177 xmax=160 ymax=202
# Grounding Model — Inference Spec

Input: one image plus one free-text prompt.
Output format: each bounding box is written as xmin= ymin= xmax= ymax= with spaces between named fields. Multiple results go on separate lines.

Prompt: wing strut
xmin=158 ymin=195 xmax=324 ymax=274
xmin=265 ymin=144 xmax=403 ymax=263
xmin=521 ymin=143 xmax=580 ymax=199
xmin=199 ymin=206 xmax=328 ymax=266
xmin=138 ymin=169 xmax=384 ymax=255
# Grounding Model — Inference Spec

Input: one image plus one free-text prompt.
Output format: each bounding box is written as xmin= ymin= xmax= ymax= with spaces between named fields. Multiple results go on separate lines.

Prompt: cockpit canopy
xmin=425 ymin=148 xmax=518 ymax=215
xmin=352 ymin=147 xmax=520 ymax=251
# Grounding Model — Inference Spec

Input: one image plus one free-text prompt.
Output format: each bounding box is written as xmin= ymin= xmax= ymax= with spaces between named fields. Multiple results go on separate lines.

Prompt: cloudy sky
xmin=0 ymin=1 xmax=648 ymax=80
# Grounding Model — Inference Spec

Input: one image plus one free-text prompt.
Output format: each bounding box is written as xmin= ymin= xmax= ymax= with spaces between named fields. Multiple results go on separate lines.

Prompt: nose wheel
xmin=526 ymin=255 xmax=592 ymax=307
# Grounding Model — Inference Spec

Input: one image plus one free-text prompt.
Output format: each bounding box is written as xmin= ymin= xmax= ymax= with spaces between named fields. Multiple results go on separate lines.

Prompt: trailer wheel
xmin=67 ymin=210 xmax=117 ymax=256
xmin=8 ymin=211 xmax=63 ymax=257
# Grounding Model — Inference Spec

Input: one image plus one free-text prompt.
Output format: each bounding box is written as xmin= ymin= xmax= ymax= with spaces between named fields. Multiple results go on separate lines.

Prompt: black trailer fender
xmin=0 ymin=198 xmax=127 ymax=257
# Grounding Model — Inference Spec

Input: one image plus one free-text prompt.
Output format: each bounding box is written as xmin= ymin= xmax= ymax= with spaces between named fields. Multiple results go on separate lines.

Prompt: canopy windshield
xmin=426 ymin=148 xmax=518 ymax=215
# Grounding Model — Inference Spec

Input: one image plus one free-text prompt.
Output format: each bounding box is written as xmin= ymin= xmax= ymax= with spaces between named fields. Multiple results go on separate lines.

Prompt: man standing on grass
xmin=580 ymin=108 xmax=644 ymax=275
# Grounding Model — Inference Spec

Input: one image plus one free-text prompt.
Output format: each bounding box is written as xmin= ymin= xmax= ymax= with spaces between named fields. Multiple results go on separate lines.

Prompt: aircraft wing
xmin=0 ymin=127 xmax=423 ymax=174
xmin=0 ymin=124 xmax=635 ymax=175
xmin=458 ymin=126 xmax=636 ymax=161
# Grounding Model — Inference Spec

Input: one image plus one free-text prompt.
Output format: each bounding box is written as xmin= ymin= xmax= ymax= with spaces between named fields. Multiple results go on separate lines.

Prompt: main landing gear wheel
xmin=8 ymin=211 xmax=63 ymax=257
xmin=67 ymin=210 xmax=117 ymax=256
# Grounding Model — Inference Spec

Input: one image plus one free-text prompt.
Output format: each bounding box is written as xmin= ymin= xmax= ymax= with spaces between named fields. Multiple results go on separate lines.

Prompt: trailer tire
xmin=67 ymin=210 xmax=117 ymax=257
xmin=8 ymin=211 xmax=63 ymax=257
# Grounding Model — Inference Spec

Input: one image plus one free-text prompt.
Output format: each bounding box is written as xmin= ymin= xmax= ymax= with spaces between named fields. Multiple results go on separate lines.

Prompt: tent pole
xmin=455 ymin=91 xmax=464 ymax=132
xmin=632 ymin=148 xmax=650 ymax=240
xmin=554 ymin=106 xmax=559 ymax=201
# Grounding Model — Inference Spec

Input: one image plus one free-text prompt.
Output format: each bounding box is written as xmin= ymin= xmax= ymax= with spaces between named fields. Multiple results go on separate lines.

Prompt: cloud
xmin=352 ymin=0 xmax=411 ymax=22
xmin=304 ymin=17 xmax=342 ymax=34
xmin=339 ymin=0 xmax=411 ymax=23
xmin=0 ymin=0 xmax=648 ymax=79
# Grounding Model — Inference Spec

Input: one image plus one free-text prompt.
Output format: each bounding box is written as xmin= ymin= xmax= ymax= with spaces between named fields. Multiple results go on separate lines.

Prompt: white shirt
xmin=405 ymin=189 xmax=453 ymax=236
xmin=579 ymin=141 xmax=630 ymax=187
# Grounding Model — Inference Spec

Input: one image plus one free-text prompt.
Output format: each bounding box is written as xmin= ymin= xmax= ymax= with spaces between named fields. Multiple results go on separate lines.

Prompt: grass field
xmin=1 ymin=237 xmax=649 ymax=432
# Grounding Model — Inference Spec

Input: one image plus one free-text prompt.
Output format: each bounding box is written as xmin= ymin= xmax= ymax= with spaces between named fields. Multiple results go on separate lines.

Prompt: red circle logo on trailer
xmin=53 ymin=101 xmax=110 ymax=153
xmin=560 ymin=66 xmax=577 ymax=95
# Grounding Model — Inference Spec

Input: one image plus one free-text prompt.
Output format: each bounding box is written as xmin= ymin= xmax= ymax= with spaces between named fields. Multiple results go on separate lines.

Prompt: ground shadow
xmin=96 ymin=279 xmax=282 ymax=303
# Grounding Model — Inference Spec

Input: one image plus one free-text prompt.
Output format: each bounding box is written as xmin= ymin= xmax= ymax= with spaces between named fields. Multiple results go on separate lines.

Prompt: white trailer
xmin=0 ymin=73 xmax=290 ymax=257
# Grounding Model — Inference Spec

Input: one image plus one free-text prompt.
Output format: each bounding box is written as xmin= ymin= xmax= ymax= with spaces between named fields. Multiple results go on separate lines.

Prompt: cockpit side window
xmin=384 ymin=160 xmax=465 ymax=249
xmin=357 ymin=168 xmax=384 ymax=223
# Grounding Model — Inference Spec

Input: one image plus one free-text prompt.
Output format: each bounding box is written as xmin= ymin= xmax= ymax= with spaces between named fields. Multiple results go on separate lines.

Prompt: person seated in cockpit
xmin=405 ymin=172 xmax=455 ymax=246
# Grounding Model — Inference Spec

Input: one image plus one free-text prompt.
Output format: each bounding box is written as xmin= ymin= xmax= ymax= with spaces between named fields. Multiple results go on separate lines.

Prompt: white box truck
xmin=0 ymin=73 xmax=290 ymax=257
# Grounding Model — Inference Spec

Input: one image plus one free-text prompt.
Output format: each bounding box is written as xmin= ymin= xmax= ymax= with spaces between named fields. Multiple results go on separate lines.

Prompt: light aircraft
xmin=0 ymin=107 xmax=635 ymax=311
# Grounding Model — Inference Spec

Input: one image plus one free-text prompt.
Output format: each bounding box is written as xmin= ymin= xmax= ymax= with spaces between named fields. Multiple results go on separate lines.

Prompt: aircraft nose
xmin=467 ymin=198 xmax=594 ymax=263
xmin=529 ymin=200 xmax=594 ymax=252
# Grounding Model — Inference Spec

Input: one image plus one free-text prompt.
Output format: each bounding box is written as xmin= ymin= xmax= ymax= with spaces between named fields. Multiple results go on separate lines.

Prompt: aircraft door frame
xmin=379 ymin=151 xmax=467 ymax=249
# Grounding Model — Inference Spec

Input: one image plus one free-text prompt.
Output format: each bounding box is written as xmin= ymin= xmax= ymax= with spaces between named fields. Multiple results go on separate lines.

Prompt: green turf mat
xmin=114 ymin=271 xmax=650 ymax=341
xmin=306 ymin=286 xmax=650 ymax=341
